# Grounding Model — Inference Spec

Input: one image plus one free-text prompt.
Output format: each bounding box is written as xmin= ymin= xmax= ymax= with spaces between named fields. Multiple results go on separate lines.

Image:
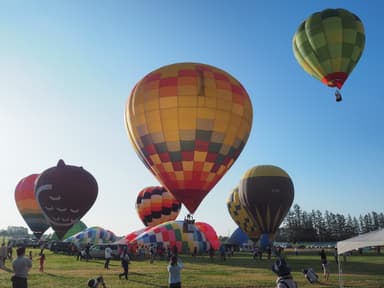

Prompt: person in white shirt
xmin=104 ymin=246 xmax=112 ymax=269
xmin=167 ymin=255 xmax=183 ymax=288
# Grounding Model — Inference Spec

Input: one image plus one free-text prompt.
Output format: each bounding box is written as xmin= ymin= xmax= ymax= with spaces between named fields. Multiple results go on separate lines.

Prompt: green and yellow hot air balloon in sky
xmin=293 ymin=8 xmax=365 ymax=102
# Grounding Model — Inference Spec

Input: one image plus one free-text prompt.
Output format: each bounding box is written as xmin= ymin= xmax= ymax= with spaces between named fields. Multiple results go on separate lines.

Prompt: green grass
xmin=0 ymin=248 xmax=383 ymax=288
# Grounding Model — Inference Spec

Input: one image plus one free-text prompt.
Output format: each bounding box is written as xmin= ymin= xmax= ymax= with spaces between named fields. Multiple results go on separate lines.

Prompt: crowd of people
xmin=1 ymin=239 xmax=343 ymax=288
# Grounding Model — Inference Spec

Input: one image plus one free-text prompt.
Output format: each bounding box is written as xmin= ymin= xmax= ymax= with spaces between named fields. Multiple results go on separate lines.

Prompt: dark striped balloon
xmin=238 ymin=165 xmax=294 ymax=239
xmin=136 ymin=186 xmax=181 ymax=227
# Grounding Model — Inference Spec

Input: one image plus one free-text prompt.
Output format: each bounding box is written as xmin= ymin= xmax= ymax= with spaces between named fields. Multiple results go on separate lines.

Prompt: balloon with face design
xmin=34 ymin=159 xmax=98 ymax=239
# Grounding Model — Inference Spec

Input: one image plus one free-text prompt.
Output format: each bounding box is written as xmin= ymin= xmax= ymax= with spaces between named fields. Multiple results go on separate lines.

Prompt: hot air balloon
xmin=227 ymin=186 xmax=261 ymax=241
xmin=65 ymin=226 xmax=117 ymax=248
xmin=35 ymin=159 xmax=98 ymax=240
xmin=120 ymin=227 xmax=151 ymax=245
xmin=125 ymin=62 xmax=253 ymax=214
xmin=130 ymin=220 xmax=220 ymax=254
xmin=228 ymin=227 xmax=249 ymax=246
xmin=14 ymin=174 xmax=50 ymax=239
xmin=136 ymin=186 xmax=182 ymax=227
xmin=293 ymin=8 xmax=365 ymax=101
xmin=238 ymin=165 xmax=294 ymax=249
xmin=51 ymin=220 xmax=87 ymax=241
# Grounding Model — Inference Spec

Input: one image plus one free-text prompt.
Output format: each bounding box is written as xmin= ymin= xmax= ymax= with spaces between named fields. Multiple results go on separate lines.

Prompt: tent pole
xmin=338 ymin=254 xmax=344 ymax=288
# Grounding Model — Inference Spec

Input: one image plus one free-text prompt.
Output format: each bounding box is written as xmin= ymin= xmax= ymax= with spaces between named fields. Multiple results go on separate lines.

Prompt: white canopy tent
xmin=336 ymin=229 xmax=384 ymax=287
xmin=337 ymin=229 xmax=384 ymax=255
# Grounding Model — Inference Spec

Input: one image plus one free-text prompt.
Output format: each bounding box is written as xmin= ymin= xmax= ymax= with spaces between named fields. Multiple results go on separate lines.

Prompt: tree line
xmin=276 ymin=204 xmax=384 ymax=243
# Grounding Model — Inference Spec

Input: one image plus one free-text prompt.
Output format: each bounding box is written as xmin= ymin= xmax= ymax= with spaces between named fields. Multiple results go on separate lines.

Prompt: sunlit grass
xmin=0 ymin=248 xmax=383 ymax=287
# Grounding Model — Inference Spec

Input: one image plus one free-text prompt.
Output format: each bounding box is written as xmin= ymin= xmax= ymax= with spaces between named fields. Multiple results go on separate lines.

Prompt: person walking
xmin=272 ymin=257 xmax=298 ymax=288
xmin=118 ymin=248 xmax=130 ymax=280
xmin=39 ymin=252 xmax=45 ymax=272
xmin=11 ymin=247 xmax=32 ymax=288
xmin=167 ymin=255 xmax=183 ymax=288
xmin=104 ymin=245 xmax=112 ymax=269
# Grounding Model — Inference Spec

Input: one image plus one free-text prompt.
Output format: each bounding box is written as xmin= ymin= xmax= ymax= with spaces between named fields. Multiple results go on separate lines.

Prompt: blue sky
xmin=1 ymin=0 xmax=383 ymax=237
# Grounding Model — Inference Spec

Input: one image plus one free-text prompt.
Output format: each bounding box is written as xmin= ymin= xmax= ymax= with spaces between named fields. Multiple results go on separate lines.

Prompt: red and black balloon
xmin=34 ymin=159 xmax=98 ymax=239
xmin=136 ymin=186 xmax=182 ymax=227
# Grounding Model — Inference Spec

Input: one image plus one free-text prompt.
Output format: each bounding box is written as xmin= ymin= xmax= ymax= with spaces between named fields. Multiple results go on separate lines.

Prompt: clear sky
xmin=1 ymin=0 xmax=383 ymax=238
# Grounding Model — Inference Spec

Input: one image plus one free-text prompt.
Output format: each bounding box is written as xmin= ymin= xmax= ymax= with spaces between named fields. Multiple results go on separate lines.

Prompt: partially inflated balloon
xmin=238 ymin=165 xmax=294 ymax=246
xmin=125 ymin=63 xmax=253 ymax=213
xmin=227 ymin=187 xmax=261 ymax=241
xmin=228 ymin=227 xmax=249 ymax=246
xmin=136 ymin=186 xmax=181 ymax=227
xmin=120 ymin=227 xmax=151 ymax=245
xmin=293 ymin=9 xmax=365 ymax=94
xmin=65 ymin=226 xmax=116 ymax=247
xmin=51 ymin=221 xmax=87 ymax=241
xmin=35 ymin=160 xmax=98 ymax=239
xmin=14 ymin=174 xmax=50 ymax=239
xmin=130 ymin=220 xmax=220 ymax=254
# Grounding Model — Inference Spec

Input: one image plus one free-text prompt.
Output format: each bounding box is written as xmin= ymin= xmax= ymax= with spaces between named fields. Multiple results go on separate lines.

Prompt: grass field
xmin=0 ymin=248 xmax=383 ymax=288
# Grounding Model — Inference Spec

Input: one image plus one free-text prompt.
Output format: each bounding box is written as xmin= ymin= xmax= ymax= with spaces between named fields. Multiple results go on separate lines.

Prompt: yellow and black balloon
xmin=227 ymin=187 xmax=261 ymax=241
xmin=237 ymin=165 xmax=294 ymax=249
xmin=125 ymin=62 xmax=253 ymax=214
xmin=293 ymin=8 xmax=365 ymax=101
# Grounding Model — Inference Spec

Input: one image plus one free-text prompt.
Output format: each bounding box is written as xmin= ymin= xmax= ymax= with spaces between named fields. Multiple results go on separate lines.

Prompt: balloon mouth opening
xmin=322 ymin=72 xmax=348 ymax=89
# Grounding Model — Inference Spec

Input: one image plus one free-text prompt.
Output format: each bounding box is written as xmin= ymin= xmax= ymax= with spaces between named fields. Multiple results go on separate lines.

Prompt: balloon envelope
xmin=238 ymin=165 xmax=294 ymax=239
xmin=14 ymin=174 xmax=50 ymax=239
xmin=51 ymin=221 xmax=87 ymax=241
xmin=136 ymin=186 xmax=181 ymax=227
xmin=227 ymin=186 xmax=261 ymax=241
xmin=228 ymin=228 xmax=249 ymax=246
xmin=293 ymin=8 xmax=365 ymax=90
xmin=130 ymin=220 xmax=220 ymax=254
xmin=125 ymin=62 xmax=253 ymax=213
xmin=65 ymin=226 xmax=117 ymax=248
xmin=35 ymin=159 xmax=98 ymax=240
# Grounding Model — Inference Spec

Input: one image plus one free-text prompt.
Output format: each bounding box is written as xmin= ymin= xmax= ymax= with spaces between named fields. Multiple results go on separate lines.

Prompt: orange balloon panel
xmin=126 ymin=63 xmax=253 ymax=213
xmin=14 ymin=174 xmax=50 ymax=239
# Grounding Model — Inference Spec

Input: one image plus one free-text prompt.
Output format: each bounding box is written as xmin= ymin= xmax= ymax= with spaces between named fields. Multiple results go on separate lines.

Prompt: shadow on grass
xmin=117 ymin=272 xmax=167 ymax=288
xmin=179 ymin=254 xmax=384 ymax=277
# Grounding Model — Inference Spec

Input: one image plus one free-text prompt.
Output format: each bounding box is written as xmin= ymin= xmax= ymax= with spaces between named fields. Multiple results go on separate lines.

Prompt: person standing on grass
xmin=118 ymin=247 xmax=130 ymax=280
xmin=319 ymin=249 xmax=329 ymax=280
xmin=39 ymin=252 xmax=45 ymax=272
xmin=167 ymin=255 xmax=183 ymax=288
xmin=11 ymin=247 xmax=32 ymax=288
xmin=104 ymin=245 xmax=112 ymax=269
xmin=0 ymin=242 xmax=7 ymax=266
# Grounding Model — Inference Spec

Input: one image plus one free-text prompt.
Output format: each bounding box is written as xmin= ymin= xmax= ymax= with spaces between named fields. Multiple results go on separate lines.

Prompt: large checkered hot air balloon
xmin=238 ymin=165 xmax=294 ymax=249
xmin=293 ymin=8 xmax=365 ymax=102
xmin=136 ymin=186 xmax=181 ymax=227
xmin=125 ymin=63 xmax=253 ymax=214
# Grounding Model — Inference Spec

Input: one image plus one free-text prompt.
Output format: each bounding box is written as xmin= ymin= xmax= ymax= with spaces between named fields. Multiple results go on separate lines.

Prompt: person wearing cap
xmin=272 ymin=257 xmax=298 ymax=288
